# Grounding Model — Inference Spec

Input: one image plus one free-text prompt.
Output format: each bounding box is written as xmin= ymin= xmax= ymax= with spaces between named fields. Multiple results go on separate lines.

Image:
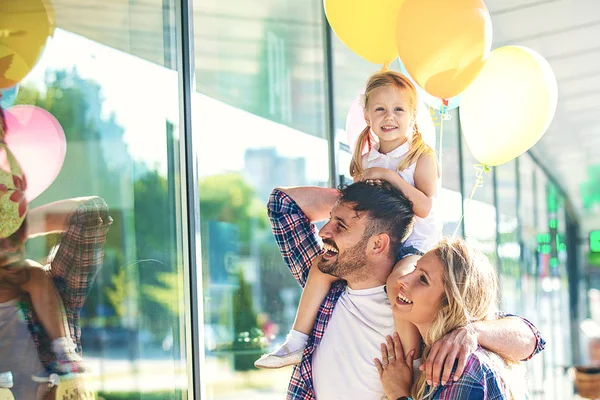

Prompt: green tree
xmin=142 ymin=272 xmax=182 ymax=316
xmin=199 ymin=172 xmax=268 ymax=248
xmin=231 ymin=270 xmax=266 ymax=371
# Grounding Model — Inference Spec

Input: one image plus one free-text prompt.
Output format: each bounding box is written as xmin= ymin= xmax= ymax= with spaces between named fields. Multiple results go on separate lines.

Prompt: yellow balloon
xmin=460 ymin=46 xmax=558 ymax=167
xmin=396 ymin=0 xmax=492 ymax=99
xmin=325 ymin=0 xmax=404 ymax=66
xmin=45 ymin=0 xmax=57 ymax=37
xmin=56 ymin=375 xmax=96 ymax=400
xmin=0 ymin=0 xmax=50 ymax=89
xmin=0 ymin=143 xmax=27 ymax=239
xmin=0 ymin=388 xmax=14 ymax=400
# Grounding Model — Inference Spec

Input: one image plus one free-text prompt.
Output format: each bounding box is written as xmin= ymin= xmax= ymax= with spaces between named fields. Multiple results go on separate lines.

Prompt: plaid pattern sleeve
xmin=496 ymin=312 xmax=546 ymax=361
xmin=25 ymin=197 xmax=112 ymax=373
xmin=267 ymin=189 xmax=322 ymax=288
xmin=268 ymin=189 xmax=347 ymax=399
xmin=431 ymin=349 xmax=508 ymax=400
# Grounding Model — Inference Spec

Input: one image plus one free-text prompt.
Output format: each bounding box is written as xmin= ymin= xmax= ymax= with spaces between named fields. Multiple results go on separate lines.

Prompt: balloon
xmin=0 ymin=85 xmax=18 ymax=108
xmin=4 ymin=105 xmax=67 ymax=201
xmin=396 ymin=0 xmax=492 ymax=99
xmin=0 ymin=0 xmax=50 ymax=89
xmin=460 ymin=46 xmax=558 ymax=167
xmin=0 ymin=143 xmax=27 ymax=238
xmin=396 ymin=60 xmax=460 ymax=111
xmin=325 ymin=0 xmax=405 ymax=66
xmin=45 ymin=0 xmax=57 ymax=37
xmin=345 ymin=94 xmax=369 ymax=155
xmin=345 ymin=93 xmax=436 ymax=154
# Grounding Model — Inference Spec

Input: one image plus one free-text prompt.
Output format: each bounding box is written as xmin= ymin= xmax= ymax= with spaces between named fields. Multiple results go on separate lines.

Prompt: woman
xmin=375 ymin=237 xmax=524 ymax=399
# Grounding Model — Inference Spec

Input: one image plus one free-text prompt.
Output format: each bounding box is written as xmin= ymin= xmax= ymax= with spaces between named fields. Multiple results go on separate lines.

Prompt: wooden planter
xmin=575 ymin=367 xmax=600 ymax=399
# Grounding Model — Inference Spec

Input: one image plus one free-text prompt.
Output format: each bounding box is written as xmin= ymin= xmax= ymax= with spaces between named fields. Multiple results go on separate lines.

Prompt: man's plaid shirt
xmin=19 ymin=197 xmax=112 ymax=374
xmin=268 ymin=189 xmax=545 ymax=400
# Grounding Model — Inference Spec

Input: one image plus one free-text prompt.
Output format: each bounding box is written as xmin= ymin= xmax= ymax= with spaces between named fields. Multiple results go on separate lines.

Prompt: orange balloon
xmin=0 ymin=0 xmax=50 ymax=88
xmin=396 ymin=0 xmax=492 ymax=99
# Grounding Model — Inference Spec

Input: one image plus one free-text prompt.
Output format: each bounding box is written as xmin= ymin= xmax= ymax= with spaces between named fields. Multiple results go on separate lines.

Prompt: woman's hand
xmin=375 ymin=332 xmax=415 ymax=399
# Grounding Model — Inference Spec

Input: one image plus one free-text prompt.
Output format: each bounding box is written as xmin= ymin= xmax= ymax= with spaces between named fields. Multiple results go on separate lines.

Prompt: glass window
xmin=459 ymin=115 xmax=497 ymax=265
xmin=8 ymin=0 xmax=190 ymax=398
xmin=438 ymin=109 xmax=463 ymax=236
xmin=496 ymin=161 xmax=521 ymax=313
xmin=191 ymin=1 xmax=330 ymax=398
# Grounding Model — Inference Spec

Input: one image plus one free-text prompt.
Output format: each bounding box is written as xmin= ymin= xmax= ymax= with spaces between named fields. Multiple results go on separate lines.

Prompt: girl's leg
xmin=292 ymin=266 xmax=337 ymax=334
xmin=21 ymin=266 xmax=84 ymax=373
xmin=255 ymin=264 xmax=337 ymax=369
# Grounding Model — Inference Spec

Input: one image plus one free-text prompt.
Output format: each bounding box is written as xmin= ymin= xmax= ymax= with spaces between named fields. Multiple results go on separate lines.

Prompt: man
xmin=268 ymin=182 xmax=544 ymax=399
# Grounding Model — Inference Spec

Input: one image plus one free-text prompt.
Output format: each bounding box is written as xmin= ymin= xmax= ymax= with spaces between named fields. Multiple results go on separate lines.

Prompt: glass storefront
xmin=190 ymin=0 xmax=329 ymax=398
xmin=0 ymin=1 xmax=587 ymax=399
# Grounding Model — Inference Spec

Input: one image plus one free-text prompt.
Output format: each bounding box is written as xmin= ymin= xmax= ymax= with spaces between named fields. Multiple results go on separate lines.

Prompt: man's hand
xmin=421 ymin=325 xmax=478 ymax=387
xmin=375 ymin=332 xmax=415 ymax=399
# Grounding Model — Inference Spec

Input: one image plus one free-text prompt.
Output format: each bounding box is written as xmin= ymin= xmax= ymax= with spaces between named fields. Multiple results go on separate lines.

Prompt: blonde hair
xmin=412 ymin=237 xmax=523 ymax=400
xmin=349 ymin=71 xmax=434 ymax=179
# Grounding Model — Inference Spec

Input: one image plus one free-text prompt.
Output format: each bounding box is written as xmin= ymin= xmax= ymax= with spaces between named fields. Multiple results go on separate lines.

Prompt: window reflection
xmin=192 ymin=0 xmax=329 ymax=398
xmin=3 ymin=0 xmax=190 ymax=395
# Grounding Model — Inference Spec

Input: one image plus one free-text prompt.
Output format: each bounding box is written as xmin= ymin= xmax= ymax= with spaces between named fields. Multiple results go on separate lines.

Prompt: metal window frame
xmin=174 ymin=0 xmax=205 ymax=398
xmin=322 ymin=12 xmax=338 ymax=188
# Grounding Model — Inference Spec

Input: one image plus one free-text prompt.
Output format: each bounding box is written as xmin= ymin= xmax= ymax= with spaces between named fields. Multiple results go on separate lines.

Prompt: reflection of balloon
xmin=0 ymin=143 xmax=28 ymax=238
xmin=325 ymin=0 xmax=405 ymax=66
xmin=44 ymin=0 xmax=57 ymax=37
xmin=345 ymin=93 xmax=436 ymax=153
xmin=397 ymin=60 xmax=460 ymax=111
xmin=0 ymin=0 xmax=50 ymax=88
xmin=460 ymin=46 xmax=558 ymax=167
xmin=4 ymin=105 xmax=67 ymax=201
xmin=396 ymin=0 xmax=492 ymax=99
xmin=0 ymin=85 xmax=18 ymax=108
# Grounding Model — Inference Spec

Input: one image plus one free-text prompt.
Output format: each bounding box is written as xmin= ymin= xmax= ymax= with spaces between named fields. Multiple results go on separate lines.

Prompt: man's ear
xmin=368 ymin=233 xmax=391 ymax=257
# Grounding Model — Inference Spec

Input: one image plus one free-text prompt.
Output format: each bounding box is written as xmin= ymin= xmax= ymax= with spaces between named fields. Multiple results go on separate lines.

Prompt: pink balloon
xmin=345 ymin=94 xmax=373 ymax=156
xmin=4 ymin=105 xmax=66 ymax=201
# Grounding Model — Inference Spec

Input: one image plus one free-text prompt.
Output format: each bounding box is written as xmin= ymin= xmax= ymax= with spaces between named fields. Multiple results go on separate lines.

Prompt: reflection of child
xmin=255 ymin=71 xmax=441 ymax=369
xmin=0 ymin=107 xmax=84 ymax=376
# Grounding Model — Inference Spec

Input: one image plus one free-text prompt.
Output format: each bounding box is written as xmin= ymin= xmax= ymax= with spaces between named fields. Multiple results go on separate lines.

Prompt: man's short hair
xmin=338 ymin=181 xmax=414 ymax=258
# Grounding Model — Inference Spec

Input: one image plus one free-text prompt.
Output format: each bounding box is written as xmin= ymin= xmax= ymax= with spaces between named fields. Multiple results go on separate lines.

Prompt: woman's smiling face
xmin=386 ymin=251 xmax=446 ymax=327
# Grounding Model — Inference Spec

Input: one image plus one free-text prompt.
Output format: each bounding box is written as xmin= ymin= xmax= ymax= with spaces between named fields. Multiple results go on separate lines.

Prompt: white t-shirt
xmin=312 ymin=285 xmax=395 ymax=400
xmin=0 ymin=298 xmax=44 ymax=399
xmin=362 ymin=141 xmax=441 ymax=253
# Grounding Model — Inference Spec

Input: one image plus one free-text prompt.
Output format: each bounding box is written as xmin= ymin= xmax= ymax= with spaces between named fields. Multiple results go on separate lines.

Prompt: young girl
xmin=255 ymin=70 xmax=441 ymax=369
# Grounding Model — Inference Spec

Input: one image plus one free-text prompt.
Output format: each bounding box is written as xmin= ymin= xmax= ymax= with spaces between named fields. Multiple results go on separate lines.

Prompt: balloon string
xmin=452 ymin=164 xmax=489 ymax=238
xmin=381 ymin=63 xmax=390 ymax=72
xmin=438 ymin=111 xmax=445 ymax=184
xmin=437 ymin=99 xmax=449 ymax=186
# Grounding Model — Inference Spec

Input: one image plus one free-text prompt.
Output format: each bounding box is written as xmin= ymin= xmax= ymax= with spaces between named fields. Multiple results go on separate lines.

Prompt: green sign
xmin=591 ymin=230 xmax=600 ymax=253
